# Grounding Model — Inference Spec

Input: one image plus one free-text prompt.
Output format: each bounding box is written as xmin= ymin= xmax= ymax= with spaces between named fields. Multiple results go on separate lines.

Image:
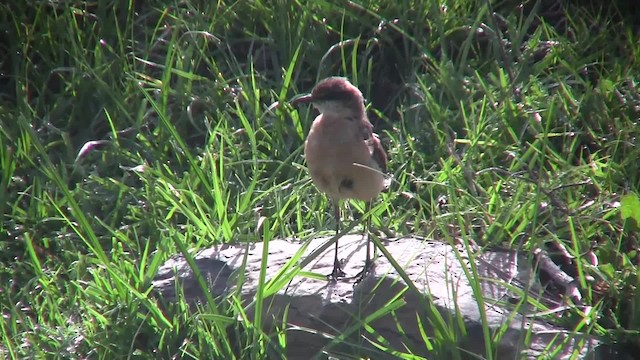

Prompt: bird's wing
xmin=367 ymin=133 xmax=387 ymax=173
xmin=359 ymin=116 xmax=387 ymax=173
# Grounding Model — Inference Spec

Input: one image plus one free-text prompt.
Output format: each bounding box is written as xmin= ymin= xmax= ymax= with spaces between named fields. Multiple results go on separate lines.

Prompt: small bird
xmin=290 ymin=77 xmax=387 ymax=281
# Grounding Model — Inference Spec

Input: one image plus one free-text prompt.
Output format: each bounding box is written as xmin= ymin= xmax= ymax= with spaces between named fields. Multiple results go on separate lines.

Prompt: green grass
xmin=1 ymin=0 xmax=639 ymax=358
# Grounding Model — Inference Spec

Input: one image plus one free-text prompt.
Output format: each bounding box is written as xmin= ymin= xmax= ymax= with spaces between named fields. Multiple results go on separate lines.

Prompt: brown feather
xmin=368 ymin=133 xmax=387 ymax=173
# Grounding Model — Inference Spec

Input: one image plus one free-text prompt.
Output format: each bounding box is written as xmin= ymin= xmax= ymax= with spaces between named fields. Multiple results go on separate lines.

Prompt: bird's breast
xmin=304 ymin=120 xmax=385 ymax=201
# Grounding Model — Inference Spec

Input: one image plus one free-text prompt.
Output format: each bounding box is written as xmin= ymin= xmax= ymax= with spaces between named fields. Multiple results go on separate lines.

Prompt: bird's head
xmin=290 ymin=77 xmax=366 ymax=118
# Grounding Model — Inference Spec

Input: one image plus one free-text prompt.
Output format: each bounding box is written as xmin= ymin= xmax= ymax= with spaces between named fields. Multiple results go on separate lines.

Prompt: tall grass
xmin=1 ymin=0 xmax=639 ymax=358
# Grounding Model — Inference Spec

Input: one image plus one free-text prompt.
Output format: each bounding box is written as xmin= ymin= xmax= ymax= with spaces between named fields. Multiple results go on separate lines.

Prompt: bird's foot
xmin=326 ymin=259 xmax=347 ymax=282
xmin=353 ymin=258 xmax=375 ymax=285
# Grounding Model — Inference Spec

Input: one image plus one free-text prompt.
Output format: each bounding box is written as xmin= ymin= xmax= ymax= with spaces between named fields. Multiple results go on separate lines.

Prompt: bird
xmin=290 ymin=77 xmax=387 ymax=282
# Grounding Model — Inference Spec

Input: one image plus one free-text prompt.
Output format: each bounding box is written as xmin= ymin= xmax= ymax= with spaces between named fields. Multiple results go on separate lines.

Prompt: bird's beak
xmin=267 ymin=93 xmax=313 ymax=112
xmin=289 ymin=93 xmax=314 ymax=107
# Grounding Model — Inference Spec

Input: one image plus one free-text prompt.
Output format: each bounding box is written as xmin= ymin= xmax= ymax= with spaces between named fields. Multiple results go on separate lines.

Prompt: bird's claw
xmin=353 ymin=258 xmax=375 ymax=286
xmin=327 ymin=259 xmax=347 ymax=282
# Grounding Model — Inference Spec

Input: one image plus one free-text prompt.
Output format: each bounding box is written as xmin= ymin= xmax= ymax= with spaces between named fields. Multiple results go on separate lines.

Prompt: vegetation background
xmin=1 ymin=0 xmax=639 ymax=358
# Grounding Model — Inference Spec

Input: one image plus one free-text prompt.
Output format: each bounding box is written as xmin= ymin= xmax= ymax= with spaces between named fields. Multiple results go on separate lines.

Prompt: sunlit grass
xmin=1 ymin=0 xmax=639 ymax=358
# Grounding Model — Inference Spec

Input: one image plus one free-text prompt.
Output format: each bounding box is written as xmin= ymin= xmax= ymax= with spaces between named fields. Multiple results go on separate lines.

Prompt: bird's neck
xmin=315 ymin=101 xmax=365 ymax=120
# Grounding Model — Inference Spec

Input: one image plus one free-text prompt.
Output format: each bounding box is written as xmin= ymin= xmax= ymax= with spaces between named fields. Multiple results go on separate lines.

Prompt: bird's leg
xmin=355 ymin=201 xmax=375 ymax=284
xmin=328 ymin=201 xmax=346 ymax=281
